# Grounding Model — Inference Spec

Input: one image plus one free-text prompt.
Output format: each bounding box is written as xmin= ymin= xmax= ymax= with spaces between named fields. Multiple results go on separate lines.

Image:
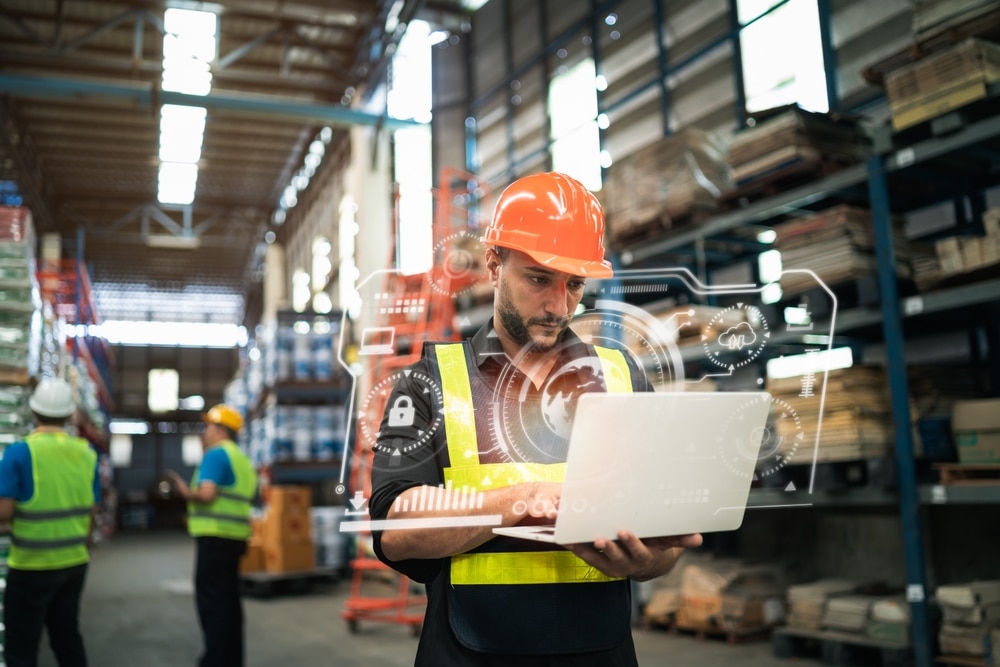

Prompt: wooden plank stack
xmin=726 ymin=106 xmax=867 ymax=187
xmin=911 ymin=0 xmax=999 ymax=41
xmin=937 ymin=580 xmax=1000 ymax=659
xmin=767 ymin=366 xmax=900 ymax=462
xmin=772 ymin=205 xmax=912 ymax=298
xmin=885 ymin=37 xmax=1000 ymax=131
xmin=786 ymin=579 xmax=862 ymax=631
xmin=934 ymin=206 xmax=1000 ymax=279
xmin=600 ymin=127 xmax=731 ymax=248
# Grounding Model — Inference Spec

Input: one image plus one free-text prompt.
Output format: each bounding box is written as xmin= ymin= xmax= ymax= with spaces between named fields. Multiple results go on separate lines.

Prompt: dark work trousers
xmin=4 ymin=563 xmax=89 ymax=667
xmin=194 ymin=536 xmax=247 ymax=667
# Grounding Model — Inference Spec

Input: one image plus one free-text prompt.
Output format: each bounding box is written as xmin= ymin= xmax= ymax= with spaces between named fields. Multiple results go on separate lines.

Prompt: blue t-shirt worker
xmin=0 ymin=377 xmax=100 ymax=667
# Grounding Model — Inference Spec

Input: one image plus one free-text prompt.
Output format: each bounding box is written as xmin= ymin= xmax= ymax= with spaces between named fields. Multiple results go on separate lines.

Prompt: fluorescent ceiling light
xmin=145 ymin=234 xmax=201 ymax=249
xmin=110 ymin=419 xmax=150 ymax=435
xmin=158 ymin=162 xmax=199 ymax=205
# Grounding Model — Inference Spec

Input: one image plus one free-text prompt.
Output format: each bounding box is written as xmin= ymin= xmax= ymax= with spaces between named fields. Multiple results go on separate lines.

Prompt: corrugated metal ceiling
xmin=0 ymin=0 xmax=463 ymax=325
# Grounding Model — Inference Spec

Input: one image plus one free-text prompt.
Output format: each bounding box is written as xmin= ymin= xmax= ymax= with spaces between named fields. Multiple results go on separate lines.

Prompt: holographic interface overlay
xmin=336 ymin=266 xmax=837 ymax=530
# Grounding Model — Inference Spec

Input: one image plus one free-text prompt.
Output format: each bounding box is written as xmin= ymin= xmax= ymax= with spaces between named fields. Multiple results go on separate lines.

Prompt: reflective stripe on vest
xmin=187 ymin=442 xmax=257 ymax=540
xmin=435 ymin=342 xmax=633 ymax=586
xmin=9 ymin=432 xmax=96 ymax=570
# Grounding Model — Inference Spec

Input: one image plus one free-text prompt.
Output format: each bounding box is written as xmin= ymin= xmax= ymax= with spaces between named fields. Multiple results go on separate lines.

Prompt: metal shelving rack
xmin=606 ymin=111 xmax=1000 ymax=667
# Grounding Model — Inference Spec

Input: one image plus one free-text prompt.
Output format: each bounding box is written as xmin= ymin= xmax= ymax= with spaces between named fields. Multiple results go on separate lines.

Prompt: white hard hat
xmin=29 ymin=377 xmax=75 ymax=418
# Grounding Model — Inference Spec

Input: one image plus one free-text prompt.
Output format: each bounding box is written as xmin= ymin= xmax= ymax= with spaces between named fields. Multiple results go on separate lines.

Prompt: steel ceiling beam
xmin=0 ymin=73 xmax=425 ymax=130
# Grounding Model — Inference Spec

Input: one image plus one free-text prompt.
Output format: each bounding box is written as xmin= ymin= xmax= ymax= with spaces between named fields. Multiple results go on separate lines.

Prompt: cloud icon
xmin=718 ymin=322 xmax=757 ymax=351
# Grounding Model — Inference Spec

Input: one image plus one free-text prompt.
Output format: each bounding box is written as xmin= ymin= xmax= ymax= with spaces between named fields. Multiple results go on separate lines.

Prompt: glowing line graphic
xmin=339 ymin=515 xmax=503 ymax=532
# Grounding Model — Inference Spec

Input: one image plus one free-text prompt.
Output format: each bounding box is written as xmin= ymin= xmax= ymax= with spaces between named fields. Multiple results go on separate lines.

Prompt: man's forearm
xmin=379 ymin=483 xmax=556 ymax=561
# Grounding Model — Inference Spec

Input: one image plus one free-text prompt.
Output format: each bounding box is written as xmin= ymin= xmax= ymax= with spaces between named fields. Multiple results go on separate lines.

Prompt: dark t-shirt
xmin=369 ymin=320 xmax=651 ymax=665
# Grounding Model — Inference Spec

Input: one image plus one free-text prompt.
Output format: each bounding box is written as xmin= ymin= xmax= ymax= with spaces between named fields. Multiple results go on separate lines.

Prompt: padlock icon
xmin=388 ymin=395 xmax=415 ymax=427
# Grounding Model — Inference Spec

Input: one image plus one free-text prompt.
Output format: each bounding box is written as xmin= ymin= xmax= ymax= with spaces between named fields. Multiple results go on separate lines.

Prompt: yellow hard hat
xmin=204 ymin=404 xmax=244 ymax=432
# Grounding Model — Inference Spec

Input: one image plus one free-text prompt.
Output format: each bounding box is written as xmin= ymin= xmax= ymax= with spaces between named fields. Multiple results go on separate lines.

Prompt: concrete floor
xmin=33 ymin=531 xmax=822 ymax=667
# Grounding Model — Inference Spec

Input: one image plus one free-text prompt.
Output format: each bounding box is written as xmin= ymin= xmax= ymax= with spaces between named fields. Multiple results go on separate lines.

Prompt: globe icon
xmin=541 ymin=358 xmax=604 ymax=440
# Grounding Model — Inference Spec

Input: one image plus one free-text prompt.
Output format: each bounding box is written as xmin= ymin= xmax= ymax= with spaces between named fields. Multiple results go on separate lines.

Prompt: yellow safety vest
xmin=433 ymin=342 xmax=636 ymax=653
xmin=9 ymin=432 xmax=96 ymax=570
xmin=187 ymin=442 xmax=257 ymax=540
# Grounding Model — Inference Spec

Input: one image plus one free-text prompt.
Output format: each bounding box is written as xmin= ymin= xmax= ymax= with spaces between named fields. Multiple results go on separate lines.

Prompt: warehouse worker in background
xmin=369 ymin=172 xmax=703 ymax=666
xmin=0 ymin=377 xmax=99 ymax=667
xmin=167 ymin=404 xmax=257 ymax=667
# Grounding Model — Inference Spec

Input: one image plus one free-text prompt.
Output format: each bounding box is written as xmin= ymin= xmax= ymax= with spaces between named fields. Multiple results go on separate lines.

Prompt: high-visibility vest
xmin=433 ymin=342 xmax=636 ymax=654
xmin=187 ymin=442 xmax=257 ymax=540
xmin=9 ymin=431 xmax=96 ymax=570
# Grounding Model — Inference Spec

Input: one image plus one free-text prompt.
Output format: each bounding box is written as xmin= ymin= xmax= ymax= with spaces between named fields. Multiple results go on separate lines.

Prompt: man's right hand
xmin=513 ymin=482 xmax=561 ymax=522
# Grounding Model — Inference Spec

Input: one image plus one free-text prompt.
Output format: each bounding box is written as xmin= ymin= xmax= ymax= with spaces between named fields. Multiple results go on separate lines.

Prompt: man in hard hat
xmin=167 ymin=404 xmax=257 ymax=667
xmin=0 ymin=377 xmax=99 ymax=667
xmin=368 ymin=172 xmax=702 ymax=665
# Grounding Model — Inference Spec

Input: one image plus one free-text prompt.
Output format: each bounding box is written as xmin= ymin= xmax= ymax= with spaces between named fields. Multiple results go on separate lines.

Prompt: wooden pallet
xmin=935 ymin=655 xmax=988 ymax=667
xmin=935 ymin=464 xmax=1000 ymax=486
xmin=773 ymin=626 xmax=913 ymax=667
xmin=648 ymin=616 xmax=773 ymax=645
xmin=722 ymin=153 xmax=856 ymax=207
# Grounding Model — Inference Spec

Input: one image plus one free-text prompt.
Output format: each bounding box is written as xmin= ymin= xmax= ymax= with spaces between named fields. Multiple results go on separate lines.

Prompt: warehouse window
xmin=182 ymin=434 xmax=204 ymax=466
xmin=311 ymin=237 xmax=333 ymax=313
xmin=292 ymin=269 xmax=311 ymax=312
xmin=148 ymin=369 xmax=179 ymax=413
xmin=390 ymin=20 xmax=434 ymax=275
xmin=549 ymin=58 xmax=603 ymax=191
xmin=738 ymin=0 xmax=828 ymax=113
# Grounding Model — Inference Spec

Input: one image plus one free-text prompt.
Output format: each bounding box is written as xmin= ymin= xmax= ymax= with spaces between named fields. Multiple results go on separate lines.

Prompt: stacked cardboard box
xmin=240 ymin=515 xmax=266 ymax=574
xmin=867 ymin=597 xmax=911 ymax=644
xmin=952 ymin=398 xmax=1000 ymax=464
xmin=767 ymin=367 xmax=900 ymax=462
xmin=261 ymin=485 xmax=316 ymax=573
xmin=937 ymin=580 xmax=1000 ymax=658
xmin=772 ymin=205 xmax=912 ymax=297
xmin=823 ymin=594 xmax=890 ymax=633
xmin=675 ymin=557 xmax=786 ymax=632
xmin=885 ymin=38 xmax=1000 ymax=131
xmin=786 ymin=579 xmax=864 ymax=630
xmin=600 ymin=127 xmax=731 ymax=247
xmin=726 ymin=106 xmax=867 ymax=186
xmin=935 ymin=207 xmax=1000 ymax=279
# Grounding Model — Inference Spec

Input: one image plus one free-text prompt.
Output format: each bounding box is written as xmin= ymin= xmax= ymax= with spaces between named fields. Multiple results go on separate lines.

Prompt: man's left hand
xmin=566 ymin=531 xmax=703 ymax=581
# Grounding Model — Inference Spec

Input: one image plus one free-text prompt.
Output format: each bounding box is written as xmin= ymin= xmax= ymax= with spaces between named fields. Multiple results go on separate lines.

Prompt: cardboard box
xmin=952 ymin=400 xmax=1000 ymax=464
xmin=264 ymin=538 xmax=316 ymax=573
xmin=264 ymin=509 xmax=312 ymax=543
xmin=240 ymin=541 xmax=265 ymax=573
xmin=886 ymin=38 xmax=1000 ymax=131
xmin=268 ymin=485 xmax=312 ymax=515
xmin=938 ymin=579 xmax=1000 ymax=608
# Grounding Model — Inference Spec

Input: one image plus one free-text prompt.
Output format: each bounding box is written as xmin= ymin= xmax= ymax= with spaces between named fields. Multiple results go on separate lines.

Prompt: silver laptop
xmin=492 ymin=391 xmax=772 ymax=545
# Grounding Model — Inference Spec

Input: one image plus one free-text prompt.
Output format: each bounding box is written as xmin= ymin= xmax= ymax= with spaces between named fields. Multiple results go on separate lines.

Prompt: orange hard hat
xmin=204 ymin=404 xmax=244 ymax=432
xmin=484 ymin=172 xmax=613 ymax=278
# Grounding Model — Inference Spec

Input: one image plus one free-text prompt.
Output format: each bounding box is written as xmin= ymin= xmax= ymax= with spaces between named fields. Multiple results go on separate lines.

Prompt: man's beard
xmin=497 ymin=275 xmax=571 ymax=353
